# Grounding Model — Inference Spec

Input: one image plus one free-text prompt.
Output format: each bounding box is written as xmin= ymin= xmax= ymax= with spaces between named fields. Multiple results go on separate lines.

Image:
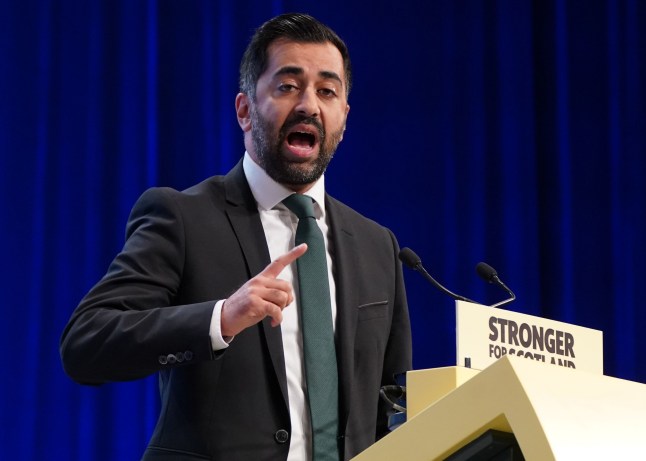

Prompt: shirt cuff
xmin=210 ymin=300 xmax=234 ymax=351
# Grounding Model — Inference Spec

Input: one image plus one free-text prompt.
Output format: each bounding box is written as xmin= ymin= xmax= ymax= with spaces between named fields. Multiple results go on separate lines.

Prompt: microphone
xmin=475 ymin=262 xmax=516 ymax=308
xmin=399 ymin=247 xmax=477 ymax=303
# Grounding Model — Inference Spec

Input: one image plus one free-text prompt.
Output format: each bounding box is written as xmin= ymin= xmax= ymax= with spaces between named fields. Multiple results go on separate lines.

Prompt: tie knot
xmin=283 ymin=194 xmax=316 ymax=219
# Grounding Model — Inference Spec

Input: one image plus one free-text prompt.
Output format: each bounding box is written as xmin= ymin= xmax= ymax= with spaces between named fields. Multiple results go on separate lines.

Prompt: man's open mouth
xmin=287 ymin=131 xmax=316 ymax=148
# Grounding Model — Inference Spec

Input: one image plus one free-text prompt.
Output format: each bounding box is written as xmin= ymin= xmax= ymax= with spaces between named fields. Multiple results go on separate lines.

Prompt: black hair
xmin=239 ymin=12 xmax=352 ymax=99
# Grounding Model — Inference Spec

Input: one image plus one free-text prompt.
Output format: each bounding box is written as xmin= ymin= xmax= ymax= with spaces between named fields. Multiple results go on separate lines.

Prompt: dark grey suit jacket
xmin=60 ymin=161 xmax=412 ymax=460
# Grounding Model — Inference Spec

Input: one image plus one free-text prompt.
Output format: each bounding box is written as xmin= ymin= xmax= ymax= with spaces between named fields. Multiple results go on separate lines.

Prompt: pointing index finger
xmin=261 ymin=243 xmax=308 ymax=279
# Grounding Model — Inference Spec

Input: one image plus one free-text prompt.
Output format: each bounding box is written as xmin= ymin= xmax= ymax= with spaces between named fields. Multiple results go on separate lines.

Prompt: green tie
xmin=283 ymin=194 xmax=339 ymax=461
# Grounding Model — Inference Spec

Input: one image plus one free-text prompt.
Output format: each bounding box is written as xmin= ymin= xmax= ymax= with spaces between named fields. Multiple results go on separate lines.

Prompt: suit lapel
xmin=326 ymin=195 xmax=360 ymax=434
xmin=223 ymin=162 xmax=270 ymax=278
xmin=223 ymin=161 xmax=289 ymax=410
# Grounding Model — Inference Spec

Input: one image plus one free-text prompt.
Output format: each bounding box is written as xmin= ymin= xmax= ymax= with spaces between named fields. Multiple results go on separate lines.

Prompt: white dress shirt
xmin=209 ymin=152 xmax=338 ymax=461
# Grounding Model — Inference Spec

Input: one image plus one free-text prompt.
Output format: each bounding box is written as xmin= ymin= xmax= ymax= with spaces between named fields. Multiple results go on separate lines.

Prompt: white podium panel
xmin=456 ymin=301 xmax=603 ymax=373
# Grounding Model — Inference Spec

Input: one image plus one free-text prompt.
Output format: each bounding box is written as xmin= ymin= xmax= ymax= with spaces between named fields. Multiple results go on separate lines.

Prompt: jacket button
xmin=274 ymin=429 xmax=289 ymax=444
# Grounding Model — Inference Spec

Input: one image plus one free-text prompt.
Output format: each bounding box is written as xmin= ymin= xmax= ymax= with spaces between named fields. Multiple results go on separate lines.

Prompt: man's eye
xmin=278 ymin=83 xmax=297 ymax=92
xmin=318 ymin=88 xmax=337 ymax=98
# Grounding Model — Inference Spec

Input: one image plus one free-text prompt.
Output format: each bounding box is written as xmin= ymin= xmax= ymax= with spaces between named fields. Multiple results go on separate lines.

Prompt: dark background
xmin=1 ymin=0 xmax=644 ymax=459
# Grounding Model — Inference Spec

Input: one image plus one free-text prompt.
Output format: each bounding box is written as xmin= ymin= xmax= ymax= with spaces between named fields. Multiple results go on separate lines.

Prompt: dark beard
xmin=249 ymin=105 xmax=343 ymax=187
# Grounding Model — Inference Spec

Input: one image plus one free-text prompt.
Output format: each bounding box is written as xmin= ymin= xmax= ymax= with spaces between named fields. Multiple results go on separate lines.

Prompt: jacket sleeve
xmin=60 ymin=187 xmax=217 ymax=384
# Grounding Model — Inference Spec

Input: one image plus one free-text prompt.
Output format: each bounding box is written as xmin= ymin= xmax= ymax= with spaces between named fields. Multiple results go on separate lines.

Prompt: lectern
xmin=352 ymin=302 xmax=646 ymax=460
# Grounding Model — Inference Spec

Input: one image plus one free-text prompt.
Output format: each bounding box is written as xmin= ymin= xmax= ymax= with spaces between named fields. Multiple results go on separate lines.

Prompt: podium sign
xmin=456 ymin=301 xmax=603 ymax=374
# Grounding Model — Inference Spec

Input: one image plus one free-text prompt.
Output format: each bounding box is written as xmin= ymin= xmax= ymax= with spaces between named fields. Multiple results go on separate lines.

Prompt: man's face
xmin=236 ymin=40 xmax=350 ymax=191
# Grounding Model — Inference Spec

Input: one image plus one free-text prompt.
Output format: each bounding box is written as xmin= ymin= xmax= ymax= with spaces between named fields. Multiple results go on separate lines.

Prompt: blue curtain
xmin=1 ymin=0 xmax=644 ymax=459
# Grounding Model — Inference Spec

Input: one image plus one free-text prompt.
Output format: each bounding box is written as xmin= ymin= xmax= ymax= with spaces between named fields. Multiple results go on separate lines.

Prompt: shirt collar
xmin=242 ymin=152 xmax=327 ymax=216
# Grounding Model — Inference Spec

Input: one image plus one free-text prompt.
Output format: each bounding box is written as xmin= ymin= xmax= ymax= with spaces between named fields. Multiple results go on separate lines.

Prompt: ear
xmin=339 ymin=103 xmax=350 ymax=141
xmin=235 ymin=93 xmax=252 ymax=132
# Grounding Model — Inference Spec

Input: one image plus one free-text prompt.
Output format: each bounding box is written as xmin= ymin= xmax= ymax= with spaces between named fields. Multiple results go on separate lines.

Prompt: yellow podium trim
xmin=353 ymin=355 xmax=646 ymax=460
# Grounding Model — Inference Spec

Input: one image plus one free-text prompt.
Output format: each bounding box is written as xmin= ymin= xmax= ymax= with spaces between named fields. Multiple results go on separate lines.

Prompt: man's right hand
xmin=220 ymin=243 xmax=307 ymax=337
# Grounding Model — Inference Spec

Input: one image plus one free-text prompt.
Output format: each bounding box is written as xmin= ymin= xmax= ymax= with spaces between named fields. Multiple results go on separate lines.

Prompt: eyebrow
xmin=274 ymin=66 xmax=343 ymax=86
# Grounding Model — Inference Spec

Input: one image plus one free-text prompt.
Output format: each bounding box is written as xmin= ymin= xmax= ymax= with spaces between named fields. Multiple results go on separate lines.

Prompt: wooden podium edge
xmin=352 ymin=356 xmax=555 ymax=460
xmin=355 ymin=354 xmax=646 ymax=460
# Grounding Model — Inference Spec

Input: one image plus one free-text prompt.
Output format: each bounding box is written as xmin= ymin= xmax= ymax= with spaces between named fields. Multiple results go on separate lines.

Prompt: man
xmin=61 ymin=12 xmax=411 ymax=461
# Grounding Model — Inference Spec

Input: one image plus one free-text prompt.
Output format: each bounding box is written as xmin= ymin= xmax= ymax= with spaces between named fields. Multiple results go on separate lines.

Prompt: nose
xmin=295 ymin=87 xmax=319 ymax=118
